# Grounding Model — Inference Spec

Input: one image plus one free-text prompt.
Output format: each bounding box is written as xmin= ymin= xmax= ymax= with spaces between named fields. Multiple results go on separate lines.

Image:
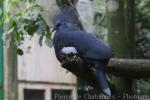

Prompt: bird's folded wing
xmin=56 ymin=30 xmax=113 ymax=60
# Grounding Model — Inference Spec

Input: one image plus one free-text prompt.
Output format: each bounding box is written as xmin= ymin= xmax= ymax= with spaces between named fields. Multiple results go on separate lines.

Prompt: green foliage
xmin=94 ymin=0 xmax=150 ymax=95
xmin=94 ymin=0 xmax=107 ymax=41
xmin=135 ymin=0 xmax=150 ymax=59
xmin=135 ymin=0 xmax=150 ymax=95
xmin=94 ymin=12 xmax=107 ymax=41
xmin=2 ymin=0 xmax=52 ymax=55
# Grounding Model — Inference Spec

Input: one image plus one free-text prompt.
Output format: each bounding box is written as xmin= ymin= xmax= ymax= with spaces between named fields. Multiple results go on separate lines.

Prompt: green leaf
xmin=45 ymin=37 xmax=53 ymax=48
xmin=11 ymin=0 xmax=18 ymax=5
xmin=0 ymin=8 xmax=2 ymax=17
xmin=45 ymin=25 xmax=52 ymax=39
xmin=39 ymin=35 xmax=44 ymax=46
xmin=15 ymin=32 xmax=22 ymax=45
xmin=17 ymin=48 xmax=24 ymax=55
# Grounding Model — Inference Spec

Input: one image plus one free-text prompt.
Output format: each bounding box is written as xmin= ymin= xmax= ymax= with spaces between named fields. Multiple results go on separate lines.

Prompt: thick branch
xmin=107 ymin=58 xmax=150 ymax=78
xmin=61 ymin=58 xmax=150 ymax=91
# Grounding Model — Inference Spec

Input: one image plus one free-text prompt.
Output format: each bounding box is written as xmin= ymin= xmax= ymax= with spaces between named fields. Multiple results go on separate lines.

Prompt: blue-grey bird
xmin=52 ymin=6 xmax=113 ymax=96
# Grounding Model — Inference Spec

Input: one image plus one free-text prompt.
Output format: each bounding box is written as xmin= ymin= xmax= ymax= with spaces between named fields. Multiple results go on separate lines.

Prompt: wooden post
xmin=107 ymin=0 xmax=135 ymax=96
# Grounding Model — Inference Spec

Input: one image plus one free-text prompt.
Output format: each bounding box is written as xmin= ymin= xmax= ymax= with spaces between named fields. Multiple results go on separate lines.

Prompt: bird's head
xmin=51 ymin=20 xmax=62 ymax=33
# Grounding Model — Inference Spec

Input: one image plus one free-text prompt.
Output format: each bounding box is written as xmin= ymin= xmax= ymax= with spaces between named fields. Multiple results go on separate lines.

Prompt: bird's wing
xmin=54 ymin=29 xmax=113 ymax=60
xmin=61 ymin=47 xmax=78 ymax=55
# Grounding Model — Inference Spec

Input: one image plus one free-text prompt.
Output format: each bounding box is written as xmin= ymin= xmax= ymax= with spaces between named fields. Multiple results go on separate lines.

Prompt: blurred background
xmin=0 ymin=0 xmax=150 ymax=100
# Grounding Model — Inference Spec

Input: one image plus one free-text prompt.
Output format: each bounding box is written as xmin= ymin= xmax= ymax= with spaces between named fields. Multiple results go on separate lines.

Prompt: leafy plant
xmin=135 ymin=0 xmax=150 ymax=59
xmin=135 ymin=0 xmax=150 ymax=95
xmin=94 ymin=0 xmax=108 ymax=41
xmin=2 ymin=0 xmax=52 ymax=55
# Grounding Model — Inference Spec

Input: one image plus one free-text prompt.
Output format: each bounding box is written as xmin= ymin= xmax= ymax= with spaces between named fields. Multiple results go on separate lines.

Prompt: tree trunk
xmin=107 ymin=0 xmax=135 ymax=97
xmin=4 ymin=46 xmax=18 ymax=100
xmin=3 ymin=0 xmax=18 ymax=100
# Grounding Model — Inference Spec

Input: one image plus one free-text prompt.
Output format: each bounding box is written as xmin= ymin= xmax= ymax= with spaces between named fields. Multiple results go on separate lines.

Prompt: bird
xmin=52 ymin=5 xmax=113 ymax=96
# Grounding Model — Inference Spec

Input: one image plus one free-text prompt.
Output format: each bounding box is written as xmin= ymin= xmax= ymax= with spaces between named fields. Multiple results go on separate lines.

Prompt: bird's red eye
xmin=57 ymin=22 xmax=62 ymax=27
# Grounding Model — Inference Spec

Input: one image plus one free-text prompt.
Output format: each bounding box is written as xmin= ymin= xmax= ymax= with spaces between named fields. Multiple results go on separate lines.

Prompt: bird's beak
xmin=51 ymin=26 xmax=57 ymax=33
xmin=51 ymin=23 xmax=61 ymax=33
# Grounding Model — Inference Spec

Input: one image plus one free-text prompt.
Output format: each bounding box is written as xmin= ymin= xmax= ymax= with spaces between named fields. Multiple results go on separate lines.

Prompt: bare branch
xmin=61 ymin=58 xmax=150 ymax=91
xmin=107 ymin=58 xmax=150 ymax=78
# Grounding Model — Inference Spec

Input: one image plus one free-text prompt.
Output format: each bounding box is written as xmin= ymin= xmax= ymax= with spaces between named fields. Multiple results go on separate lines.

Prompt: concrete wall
xmin=18 ymin=35 xmax=76 ymax=84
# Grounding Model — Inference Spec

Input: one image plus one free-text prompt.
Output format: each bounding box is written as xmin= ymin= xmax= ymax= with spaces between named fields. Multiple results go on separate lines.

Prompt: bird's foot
xmin=61 ymin=55 xmax=74 ymax=65
xmin=61 ymin=54 xmax=81 ymax=66
xmin=70 ymin=55 xmax=78 ymax=62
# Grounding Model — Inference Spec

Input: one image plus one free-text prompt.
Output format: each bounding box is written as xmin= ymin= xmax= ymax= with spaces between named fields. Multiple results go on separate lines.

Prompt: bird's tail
xmin=95 ymin=64 xmax=111 ymax=96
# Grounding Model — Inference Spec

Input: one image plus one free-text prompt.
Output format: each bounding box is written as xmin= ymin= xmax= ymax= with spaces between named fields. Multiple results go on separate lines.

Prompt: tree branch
xmin=107 ymin=58 xmax=150 ymax=78
xmin=61 ymin=58 xmax=150 ymax=91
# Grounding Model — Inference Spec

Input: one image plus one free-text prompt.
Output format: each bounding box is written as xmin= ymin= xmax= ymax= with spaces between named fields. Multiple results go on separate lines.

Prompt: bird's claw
xmin=70 ymin=55 xmax=78 ymax=62
xmin=61 ymin=53 xmax=79 ymax=65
